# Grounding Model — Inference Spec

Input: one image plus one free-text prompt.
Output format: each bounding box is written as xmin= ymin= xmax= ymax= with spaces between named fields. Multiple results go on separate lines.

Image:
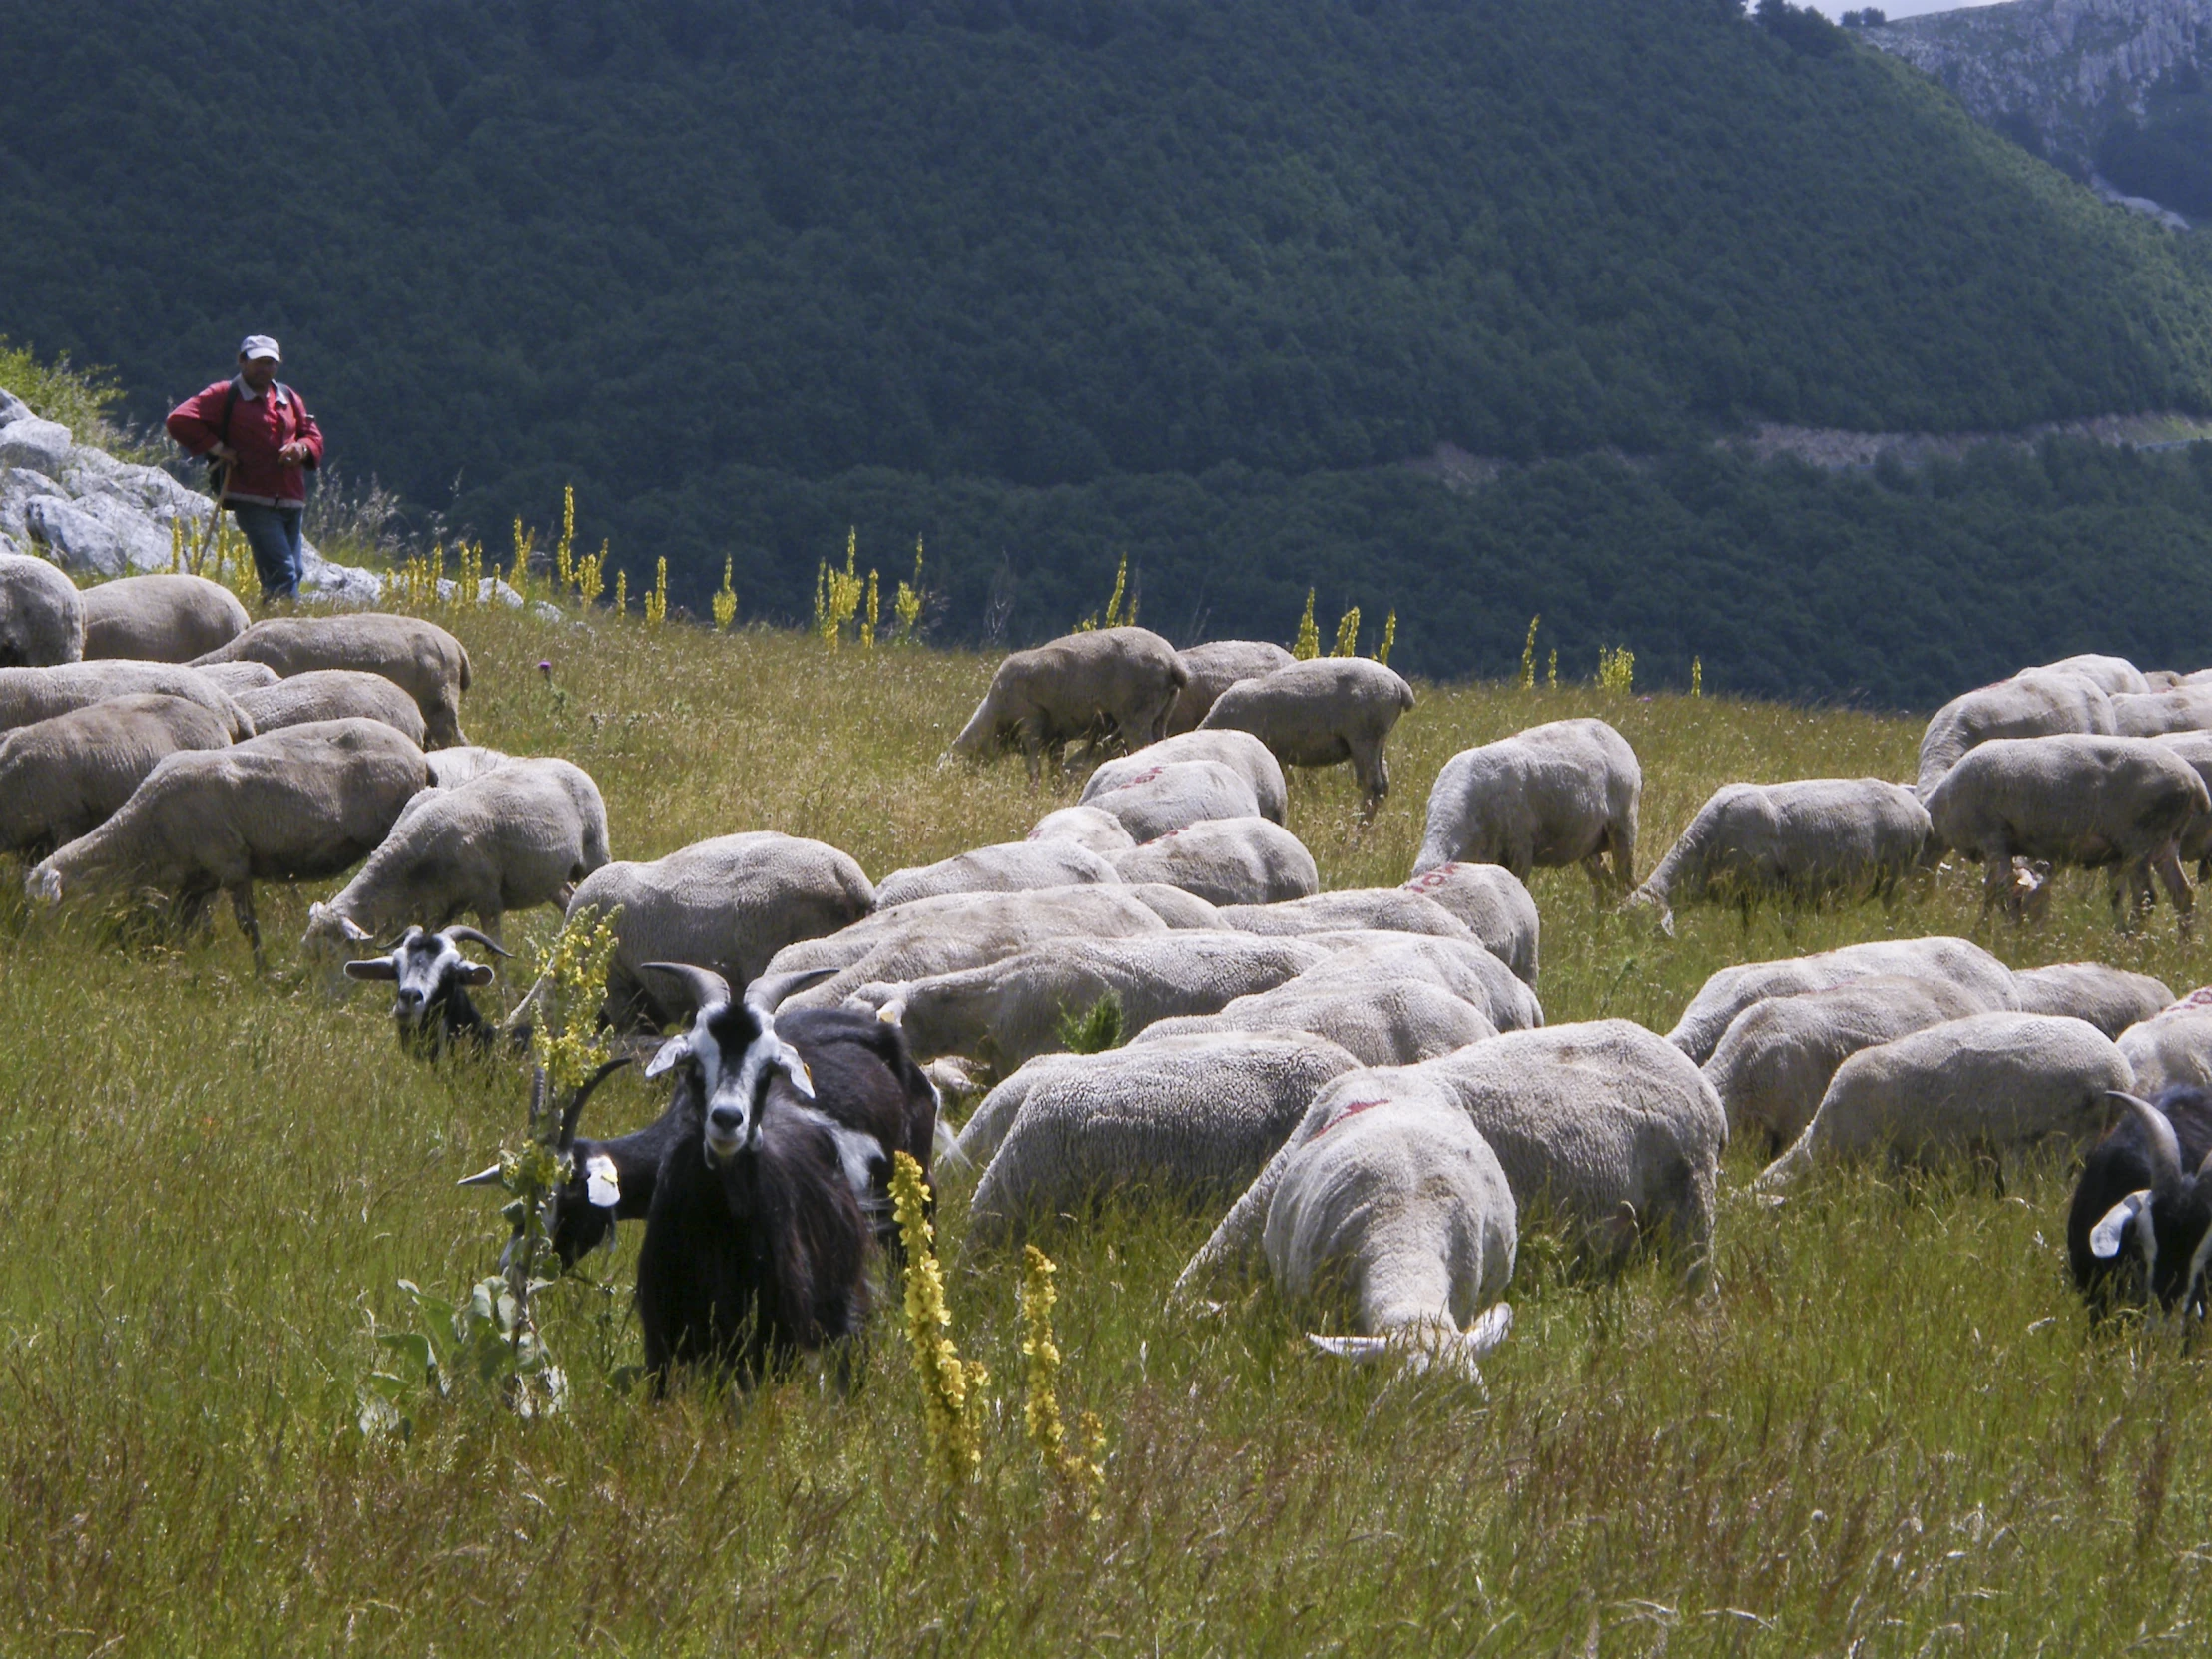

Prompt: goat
xmin=344 ymin=924 xmax=527 ymax=1056
xmin=2069 ymin=1087 xmax=2212 ymax=1317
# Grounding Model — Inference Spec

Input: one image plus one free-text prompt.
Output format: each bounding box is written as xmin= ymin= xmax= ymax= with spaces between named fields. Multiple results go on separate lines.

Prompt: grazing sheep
xmin=1124 ymin=883 xmax=1224 ymax=928
xmin=425 ymin=746 xmax=511 ymax=788
xmin=2150 ymin=731 xmax=2212 ymax=876
xmin=1199 ymin=656 xmax=1414 ymax=814
xmin=191 ymin=661 xmax=280 ymax=696
xmin=1183 ymin=1020 xmax=1726 ymax=1300
xmin=1666 ymin=936 xmax=2017 ymax=1064
xmin=2110 ymin=687 xmax=2212 ymax=738
xmin=0 ymin=553 xmax=84 ymax=666
xmin=1136 ymin=974 xmax=1499 ymax=1067
xmin=1413 ymin=718 xmax=1640 ymax=895
xmin=1216 ymin=887 xmax=1475 ymax=942
xmin=1399 ymin=862 xmax=1541 ymax=986
xmin=1289 ymin=931 xmax=1544 ymax=1035
xmin=192 ymin=613 xmax=472 ymax=747
xmin=1265 ymin=1083 xmax=1518 ymax=1379
xmin=236 ymin=669 xmax=427 ymax=746
xmin=1914 ymin=669 xmax=2116 ymax=796
xmin=79 ymin=574 xmax=247 ymax=662
xmin=27 ymin=718 xmax=427 ymax=962
xmin=947 ymin=626 xmax=1187 ymax=778
xmin=0 ymin=661 xmax=252 ymax=739
xmin=1084 ymin=758 xmax=1263 ymax=842
xmin=1167 ymin=640 xmax=1296 ymax=735
xmin=1702 ymin=975 xmax=1992 ymax=1155
xmin=964 ymin=1032 xmax=1362 ymax=1246
xmin=951 ymin=1050 xmax=1098 ymax=1165
xmin=1626 ymin=779 xmax=1933 ymax=934
xmin=0 ymin=693 xmax=237 ymax=854
xmin=838 ymin=931 xmax=1334 ymax=1068
xmin=1923 ymin=735 xmax=2209 ymax=923
xmin=2116 ymin=991 xmax=2212 ymax=1096
xmin=1083 ymin=729 xmax=1288 ymax=825
xmin=304 ymin=757 xmax=610 ymax=951
xmin=569 ymin=832 xmax=875 ymax=1028
xmin=1757 ymin=1013 xmax=2132 ymax=1186
xmin=2028 ymin=654 xmax=2150 ymax=697
xmin=1110 ymin=817 xmax=1319 ymax=905
xmin=2009 ymin=963 xmax=2173 ymax=1039
xmin=1027 ymin=804 xmax=1137 ymax=855
xmin=874 ymin=839 xmax=1122 ymax=909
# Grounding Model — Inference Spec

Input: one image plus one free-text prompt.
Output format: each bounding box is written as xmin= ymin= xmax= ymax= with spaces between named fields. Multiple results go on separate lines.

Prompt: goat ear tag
xmin=643 ymin=1035 xmax=689 ymax=1078
xmin=584 ymin=1154 xmax=620 ymax=1209
xmin=2090 ymin=1191 xmax=2151 ymax=1259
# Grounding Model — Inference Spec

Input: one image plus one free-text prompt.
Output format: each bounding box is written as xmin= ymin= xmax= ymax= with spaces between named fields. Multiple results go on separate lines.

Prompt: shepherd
xmin=167 ymin=335 xmax=324 ymax=600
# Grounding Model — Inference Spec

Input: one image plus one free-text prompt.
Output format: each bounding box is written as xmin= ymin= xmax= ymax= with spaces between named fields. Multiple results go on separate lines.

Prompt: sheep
xmin=236 ymin=669 xmax=427 ymax=746
xmin=425 ymin=746 xmax=512 ymax=788
xmin=1167 ymin=640 xmax=1295 ymax=735
xmin=2027 ymin=654 xmax=2150 ymax=697
xmin=2149 ymin=731 xmax=2212 ymax=877
xmin=304 ymin=757 xmax=610 ymax=953
xmin=1702 ymin=974 xmax=1993 ymax=1156
xmin=0 ymin=661 xmax=253 ymax=739
xmin=1756 ymin=1012 xmax=2132 ymax=1187
xmin=1125 ymin=883 xmax=1224 ymax=928
xmin=1666 ymin=935 xmax=2017 ymax=1064
xmin=766 ymin=883 xmax=1179 ymax=1013
xmin=1110 ymin=817 xmax=1319 ymax=905
xmin=0 ymin=552 xmax=83 ymax=666
xmin=27 ymin=718 xmax=428 ymax=963
xmin=1412 ymin=718 xmax=1640 ymax=896
xmin=2009 ymin=963 xmax=2174 ymax=1039
xmin=1922 ymin=735 xmax=2210 ymax=924
xmin=2116 ymin=992 xmax=2212 ymax=1095
xmin=2068 ymin=1087 xmax=2212 ymax=1317
xmin=963 ymin=1032 xmax=1362 ymax=1246
xmin=836 ymin=931 xmax=1336 ymax=1069
xmin=874 ymin=839 xmax=1121 ymax=909
xmin=1199 ymin=656 xmax=1415 ymax=815
xmin=627 ymin=962 xmax=937 ymax=1386
xmin=1181 ymin=1020 xmax=1727 ymax=1301
xmin=1214 ymin=887 xmax=1480 ymax=944
xmin=343 ymin=923 xmax=524 ymax=1056
xmin=192 ymin=613 xmax=472 ymax=748
xmin=2109 ymin=687 xmax=2212 ymax=738
xmin=1135 ymin=974 xmax=1499 ymax=1068
xmin=0 ymin=693 xmax=237 ymax=855
xmin=1083 ymin=758 xmax=1264 ymax=842
xmin=1027 ymin=804 xmax=1137 ymax=855
xmin=1625 ymin=778 xmax=1934 ymax=935
xmin=1398 ymin=862 xmax=1541 ymax=986
xmin=568 ymin=831 xmax=875 ymax=1028
xmin=947 ymin=626 xmax=1187 ymax=778
xmin=1914 ymin=668 xmax=2116 ymax=796
xmin=1265 ymin=1082 xmax=1518 ymax=1380
xmin=1082 ymin=729 xmax=1288 ymax=824
xmin=79 ymin=574 xmax=247 ymax=662
xmin=1286 ymin=931 xmax=1545 ymax=1036
xmin=191 ymin=661 xmax=280 ymax=696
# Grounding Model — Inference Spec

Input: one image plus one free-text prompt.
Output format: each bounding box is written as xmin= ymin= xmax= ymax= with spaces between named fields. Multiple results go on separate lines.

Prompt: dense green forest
xmin=2098 ymin=65 xmax=2212 ymax=222
xmin=7 ymin=0 xmax=2212 ymax=695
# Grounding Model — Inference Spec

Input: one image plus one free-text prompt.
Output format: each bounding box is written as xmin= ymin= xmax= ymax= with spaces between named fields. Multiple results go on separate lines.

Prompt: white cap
xmin=239 ymin=335 xmax=281 ymax=362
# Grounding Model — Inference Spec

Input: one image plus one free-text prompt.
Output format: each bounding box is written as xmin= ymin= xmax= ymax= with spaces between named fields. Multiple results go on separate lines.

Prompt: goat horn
xmin=456 ymin=1162 xmax=505 ymax=1188
xmin=744 ymin=965 xmax=835 ymax=1016
xmin=2110 ymin=1090 xmax=2183 ymax=1181
xmin=557 ymin=1054 xmax=635 ymax=1152
xmin=441 ymin=924 xmax=512 ymax=958
xmin=640 ymin=961 xmax=732 ymax=1017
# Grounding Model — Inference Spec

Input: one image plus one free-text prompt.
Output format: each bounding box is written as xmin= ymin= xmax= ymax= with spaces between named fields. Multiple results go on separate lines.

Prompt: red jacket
xmin=167 ymin=378 xmax=324 ymax=507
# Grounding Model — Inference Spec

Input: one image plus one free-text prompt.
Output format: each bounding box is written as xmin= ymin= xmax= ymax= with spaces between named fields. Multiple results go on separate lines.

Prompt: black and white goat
xmin=2069 ymin=1087 xmax=2212 ymax=1317
xmin=556 ymin=961 xmax=938 ymax=1385
xmin=344 ymin=924 xmax=528 ymax=1056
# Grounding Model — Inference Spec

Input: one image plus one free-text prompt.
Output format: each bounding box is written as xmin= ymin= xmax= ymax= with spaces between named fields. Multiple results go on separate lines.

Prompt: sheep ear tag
xmin=583 ymin=1153 xmax=620 ymax=1209
xmin=776 ymin=1041 xmax=815 ymax=1100
xmin=2091 ymin=1191 xmax=2152 ymax=1259
xmin=643 ymin=1034 xmax=690 ymax=1079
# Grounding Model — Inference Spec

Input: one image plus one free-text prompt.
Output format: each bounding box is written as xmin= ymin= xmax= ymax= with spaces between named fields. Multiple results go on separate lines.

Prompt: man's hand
xmin=277 ymin=441 xmax=310 ymax=466
xmin=210 ymin=442 xmax=240 ymax=465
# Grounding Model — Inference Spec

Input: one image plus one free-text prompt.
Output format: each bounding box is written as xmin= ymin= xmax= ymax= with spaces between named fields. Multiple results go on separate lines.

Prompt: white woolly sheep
xmin=1167 ymin=640 xmax=1296 ymax=735
xmin=425 ymin=746 xmax=512 ymax=788
xmin=0 ymin=661 xmax=252 ymax=739
xmin=1083 ymin=728 xmax=1288 ymax=824
xmin=1413 ymin=718 xmax=1640 ymax=895
xmin=1110 ymin=817 xmax=1319 ymax=905
xmin=2117 ymin=991 xmax=2212 ymax=1096
xmin=2025 ymin=654 xmax=2149 ymax=697
xmin=1398 ymin=862 xmax=1541 ymax=986
xmin=79 ymin=574 xmax=247 ymax=662
xmin=1290 ymin=930 xmax=1544 ymax=1035
xmin=193 ymin=613 xmax=472 ymax=748
xmin=237 ymin=669 xmax=427 ymax=746
xmin=2009 ymin=962 xmax=2174 ymax=1039
xmin=1136 ymin=974 xmax=1498 ymax=1068
xmin=0 ymin=692 xmax=237 ymax=854
xmin=1027 ymin=803 xmax=1138 ymax=855
xmin=0 ymin=553 xmax=83 ymax=667
xmin=947 ymin=626 xmax=1186 ymax=778
xmin=1915 ymin=668 xmax=2116 ymax=796
xmin=1199 ymin=656 xmax=1414 ymax=814
xmin=1084 ymin=758 xmax=1264 ymax=842
xmin=874 ymin=838 xmax=1122 ymax=908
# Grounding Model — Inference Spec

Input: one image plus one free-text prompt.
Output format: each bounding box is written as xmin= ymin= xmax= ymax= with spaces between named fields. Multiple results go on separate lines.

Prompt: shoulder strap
xmin=216 ymin=376 xmax=243 ymax=446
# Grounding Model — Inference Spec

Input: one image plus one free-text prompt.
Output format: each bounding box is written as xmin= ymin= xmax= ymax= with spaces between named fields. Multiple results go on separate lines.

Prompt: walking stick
xmin=190 ymin=459 xmax=229 ymax=578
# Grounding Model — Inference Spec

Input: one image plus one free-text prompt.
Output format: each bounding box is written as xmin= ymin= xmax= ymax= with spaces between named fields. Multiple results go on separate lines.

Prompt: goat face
xmin=344 ymin=924 xmax=504 ymax=1038
xmin=2083 ymin=1090 xmax=2212 ymax=1314
xmin=642 ymin=964 xmax=824 ymax=1164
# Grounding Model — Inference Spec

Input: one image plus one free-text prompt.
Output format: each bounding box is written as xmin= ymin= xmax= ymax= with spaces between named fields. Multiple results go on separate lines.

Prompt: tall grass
xmin=4 ymin=604 xmax=2211 ymax=1653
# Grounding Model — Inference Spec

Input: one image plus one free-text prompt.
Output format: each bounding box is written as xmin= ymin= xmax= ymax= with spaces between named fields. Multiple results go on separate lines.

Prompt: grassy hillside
xmin=9 ymin=1 xmax=2212 ymax=689
xmin=6 ymin=600 xmax=2212 ymax=1652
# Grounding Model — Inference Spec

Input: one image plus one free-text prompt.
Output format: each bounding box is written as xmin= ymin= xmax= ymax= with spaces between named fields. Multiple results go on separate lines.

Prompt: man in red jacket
xmin=167 ymin=335 xmax=324 ymax=600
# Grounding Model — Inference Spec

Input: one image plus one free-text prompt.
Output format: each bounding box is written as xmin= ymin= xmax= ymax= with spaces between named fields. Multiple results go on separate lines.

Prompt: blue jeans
xmin=231 ymin=503 xmax=304 ymax=599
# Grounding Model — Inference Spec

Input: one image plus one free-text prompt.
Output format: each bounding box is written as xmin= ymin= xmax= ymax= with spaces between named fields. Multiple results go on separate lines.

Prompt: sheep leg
xmin=1976 ymin=843 xmax=2013 ymax=921
xmin=2153 ymin=843 xmax=2194 ymax=932
xmin=229 ymin=883 xmax=266 ymax=970
xmin=1580 ymin=852 xmax=1612 ymax=903
xmin=1351 ymin=745 xmax=1388 ymax=824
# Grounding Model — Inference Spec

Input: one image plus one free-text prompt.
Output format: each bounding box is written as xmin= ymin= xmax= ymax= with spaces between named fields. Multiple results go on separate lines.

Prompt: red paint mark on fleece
xmin=1314 ymin=1097 xmax=1391 ymax=1139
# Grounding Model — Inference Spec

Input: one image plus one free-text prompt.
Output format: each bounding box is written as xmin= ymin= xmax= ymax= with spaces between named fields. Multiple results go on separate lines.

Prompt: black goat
xmin=345 ymin=924 xmax=528 ymax=1056
xmin=628 ymin=961 xmax=938 ymax=1387
xmin=2068 ymin=1087 xmax=2212 ymax=1316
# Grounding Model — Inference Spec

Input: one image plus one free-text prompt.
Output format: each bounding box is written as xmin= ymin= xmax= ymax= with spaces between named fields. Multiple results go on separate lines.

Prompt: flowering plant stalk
xmin=891 ymin=1152 xmax=988 ymax=1488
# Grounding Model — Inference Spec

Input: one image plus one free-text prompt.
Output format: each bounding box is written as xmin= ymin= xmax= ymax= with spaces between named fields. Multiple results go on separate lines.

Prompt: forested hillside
xmin=7 ymin=0 xmax=2212 ymax=695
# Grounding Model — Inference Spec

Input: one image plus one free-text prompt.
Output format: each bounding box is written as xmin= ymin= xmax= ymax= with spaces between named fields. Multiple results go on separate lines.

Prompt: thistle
xmin=1332 ymin=605 xmax=1361 ymax=658
xmin=1519 ymin=615 xmax=1540 ymax=691
xmin=1293 ymin=590 xmax=1321 ymax=660
xmin=891 ymin=1152 xmax=989 ymax=1488
xmin=712 ymin=557 xmax=737 ymax=630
